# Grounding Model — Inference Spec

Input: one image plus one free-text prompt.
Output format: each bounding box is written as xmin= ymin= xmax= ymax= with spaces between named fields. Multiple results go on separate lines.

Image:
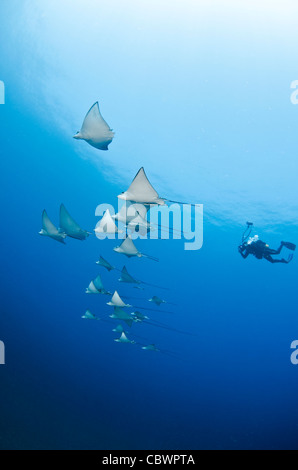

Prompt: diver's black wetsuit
xmin=238 ymin=240 xmax=293 ymax=264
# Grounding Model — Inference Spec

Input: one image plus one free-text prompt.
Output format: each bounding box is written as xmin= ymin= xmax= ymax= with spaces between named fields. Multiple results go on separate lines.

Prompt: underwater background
xmin=1 ymin=0 xmax=298 ymax=450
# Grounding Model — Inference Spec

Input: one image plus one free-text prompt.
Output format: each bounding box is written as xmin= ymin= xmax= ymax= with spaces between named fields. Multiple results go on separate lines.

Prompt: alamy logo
xmin=95 ymin=202 xmax=203 ymax=251
xmin=290 ymin=80 xmax=298 ymax=105
xmin=0 ymin=341 xmax=5 ymax=365
xmin=0 ymin=80 xmax=4 ymax=105
xmin=290 ymin=341 xmax=298 ymax=365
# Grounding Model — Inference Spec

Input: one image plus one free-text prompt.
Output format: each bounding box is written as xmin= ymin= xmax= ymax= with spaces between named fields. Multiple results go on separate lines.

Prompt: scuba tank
xmin=247 ymin=235 xmax=259 ymax=245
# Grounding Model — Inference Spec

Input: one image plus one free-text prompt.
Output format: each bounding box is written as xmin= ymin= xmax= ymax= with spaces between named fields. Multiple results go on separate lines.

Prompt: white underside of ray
xmin=74 ymin=102 xmax=115 ymax=151
xmin=39 ymin=210 xmax=67 ymax=244
xmin=114 ymin=202 xmax=150 ymax=226
xmin=59 ymin=204 xmax=89 ymax=240
xmin=127 ymin=213 xmax=151 ymax=228
xmin=107 ymin=291 xmax=132 ymax=308
xmin=127 ymin=216 xmax=154 ymax=237
xmin=130 ymin=225 xmax=151 ymax=237
xmin=113 ymin=204 xmax=136 ymax=225
xmin=86 ymin=275 xmax=110 ymax=295
xmin=86 ymin=281 xmax=101 ymax=294
xmin=118 ymin=168 xmax=200 ymax=208
xmin=128 ymin=216 xmax=154 ymax=237
xmin=113 ymin=203 xmax=153 ymax=237
xmin=114 ymin=237 xmax=142 ymax=258
xmin=95 ymin=209 xmax=121 ymax=235
xmin=115 ymin=332 xmax=134 ymax=344
xmin=118 ymin=168 xmax=166 ymax=205
xmin=114 ymin=237 xmax=159 ymax=261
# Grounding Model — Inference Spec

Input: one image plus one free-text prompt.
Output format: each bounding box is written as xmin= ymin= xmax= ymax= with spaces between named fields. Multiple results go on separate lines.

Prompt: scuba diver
xmin=238 ymin=222 xmax=296 ymax=264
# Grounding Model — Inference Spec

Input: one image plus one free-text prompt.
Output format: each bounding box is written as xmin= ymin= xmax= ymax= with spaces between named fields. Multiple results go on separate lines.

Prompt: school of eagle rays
xmin=40 ymin=102 xmax=197 ymax=357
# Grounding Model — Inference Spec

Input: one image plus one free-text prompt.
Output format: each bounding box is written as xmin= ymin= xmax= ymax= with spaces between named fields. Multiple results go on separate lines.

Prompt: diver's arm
xmin=238 ymin=246 xmax=249 ymax=259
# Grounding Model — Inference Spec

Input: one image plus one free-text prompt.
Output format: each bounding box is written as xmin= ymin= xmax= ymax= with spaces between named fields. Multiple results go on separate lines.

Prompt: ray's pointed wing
xmin=119 ymin=266 xmax=139 ymax=284
xmin=42 ymin=210 xmax=58 ymax=235
xmin=95 ymin=209 xmax=120 ymax=234
xmin=109 ymin=291 xmax=129 ymax=307
xmin=41 ymin=210 xmax=66 ymax=244
xmin=119 ymin=168 xmax=165 ymax=204
xmin=113 ymin=324 xmax=125 ymax=333
xmin=111 ymin=291 xmax=123 ymax=305
xmin=127 ymin=213 xmax=154 ymax=237
xmin=128 ymin=213 xmax=151 ymax=229
xmin=81 ymin=102 xmax=114 ymax=138
xmin=93 ymin=275 xmax=105 ymax=292
xmin=96 ymin=256 xmax=115 ymax=271
xmin=115 ymin=202 xmax=150 ymax=225
xmin=116 ymin=332 xmax=131 ymax=343
xmin=115 ymin=237 xmax=159 ymax=261
xmin=75 ymin=102 xmax=115 ymax=150
xmin=128 ymin=168 xmax=159 ymax=201
xmin=60 ymin=204 xmax=89 ymax=240
xmin=93 ymin=276 xmax=111 ymax=295
xmin=82 ymin=310 xmax=98 ymax=320
xmin=118 ymin=237 xmax=140 ymax=256
xmin=111 ymin=307 xmax=134 ymax=327
xmin=114 ymin=204 xmax=136 ymax=224
xmin=86 ymin=281 xmax=100 ymax=294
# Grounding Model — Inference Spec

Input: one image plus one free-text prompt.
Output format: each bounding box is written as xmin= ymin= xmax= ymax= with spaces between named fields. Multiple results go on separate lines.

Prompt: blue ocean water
xmin=1 ymin=0 xmax=298 ymax=450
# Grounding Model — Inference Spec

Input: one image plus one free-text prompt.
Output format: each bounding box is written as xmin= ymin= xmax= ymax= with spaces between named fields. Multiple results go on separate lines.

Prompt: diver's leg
xmin=263 ymin=254 xmax=287 ymax=264
xmin=266 ymin=244 xmax=283 ymax=255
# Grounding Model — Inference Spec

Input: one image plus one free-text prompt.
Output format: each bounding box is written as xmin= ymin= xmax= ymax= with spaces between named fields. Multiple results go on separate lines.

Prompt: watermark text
xmin=291 ymin=340 xmax=298 ymax=365
xmin=94 ymin=202 xmax=203 ymax=251
xmin=290 ymin=80 xmax=298 ymax=104
xmin=0 ymin=80 xmax=4 ymax=105
xmin=0 ymin=341 xmax=5 ymax=365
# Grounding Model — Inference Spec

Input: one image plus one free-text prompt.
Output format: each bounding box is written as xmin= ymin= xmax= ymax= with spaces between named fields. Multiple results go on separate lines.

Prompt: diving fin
xmin=287 ymin=254 xmax=294 ymax=263
xmin=282 ymin=242 xmax=296 ymax=251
